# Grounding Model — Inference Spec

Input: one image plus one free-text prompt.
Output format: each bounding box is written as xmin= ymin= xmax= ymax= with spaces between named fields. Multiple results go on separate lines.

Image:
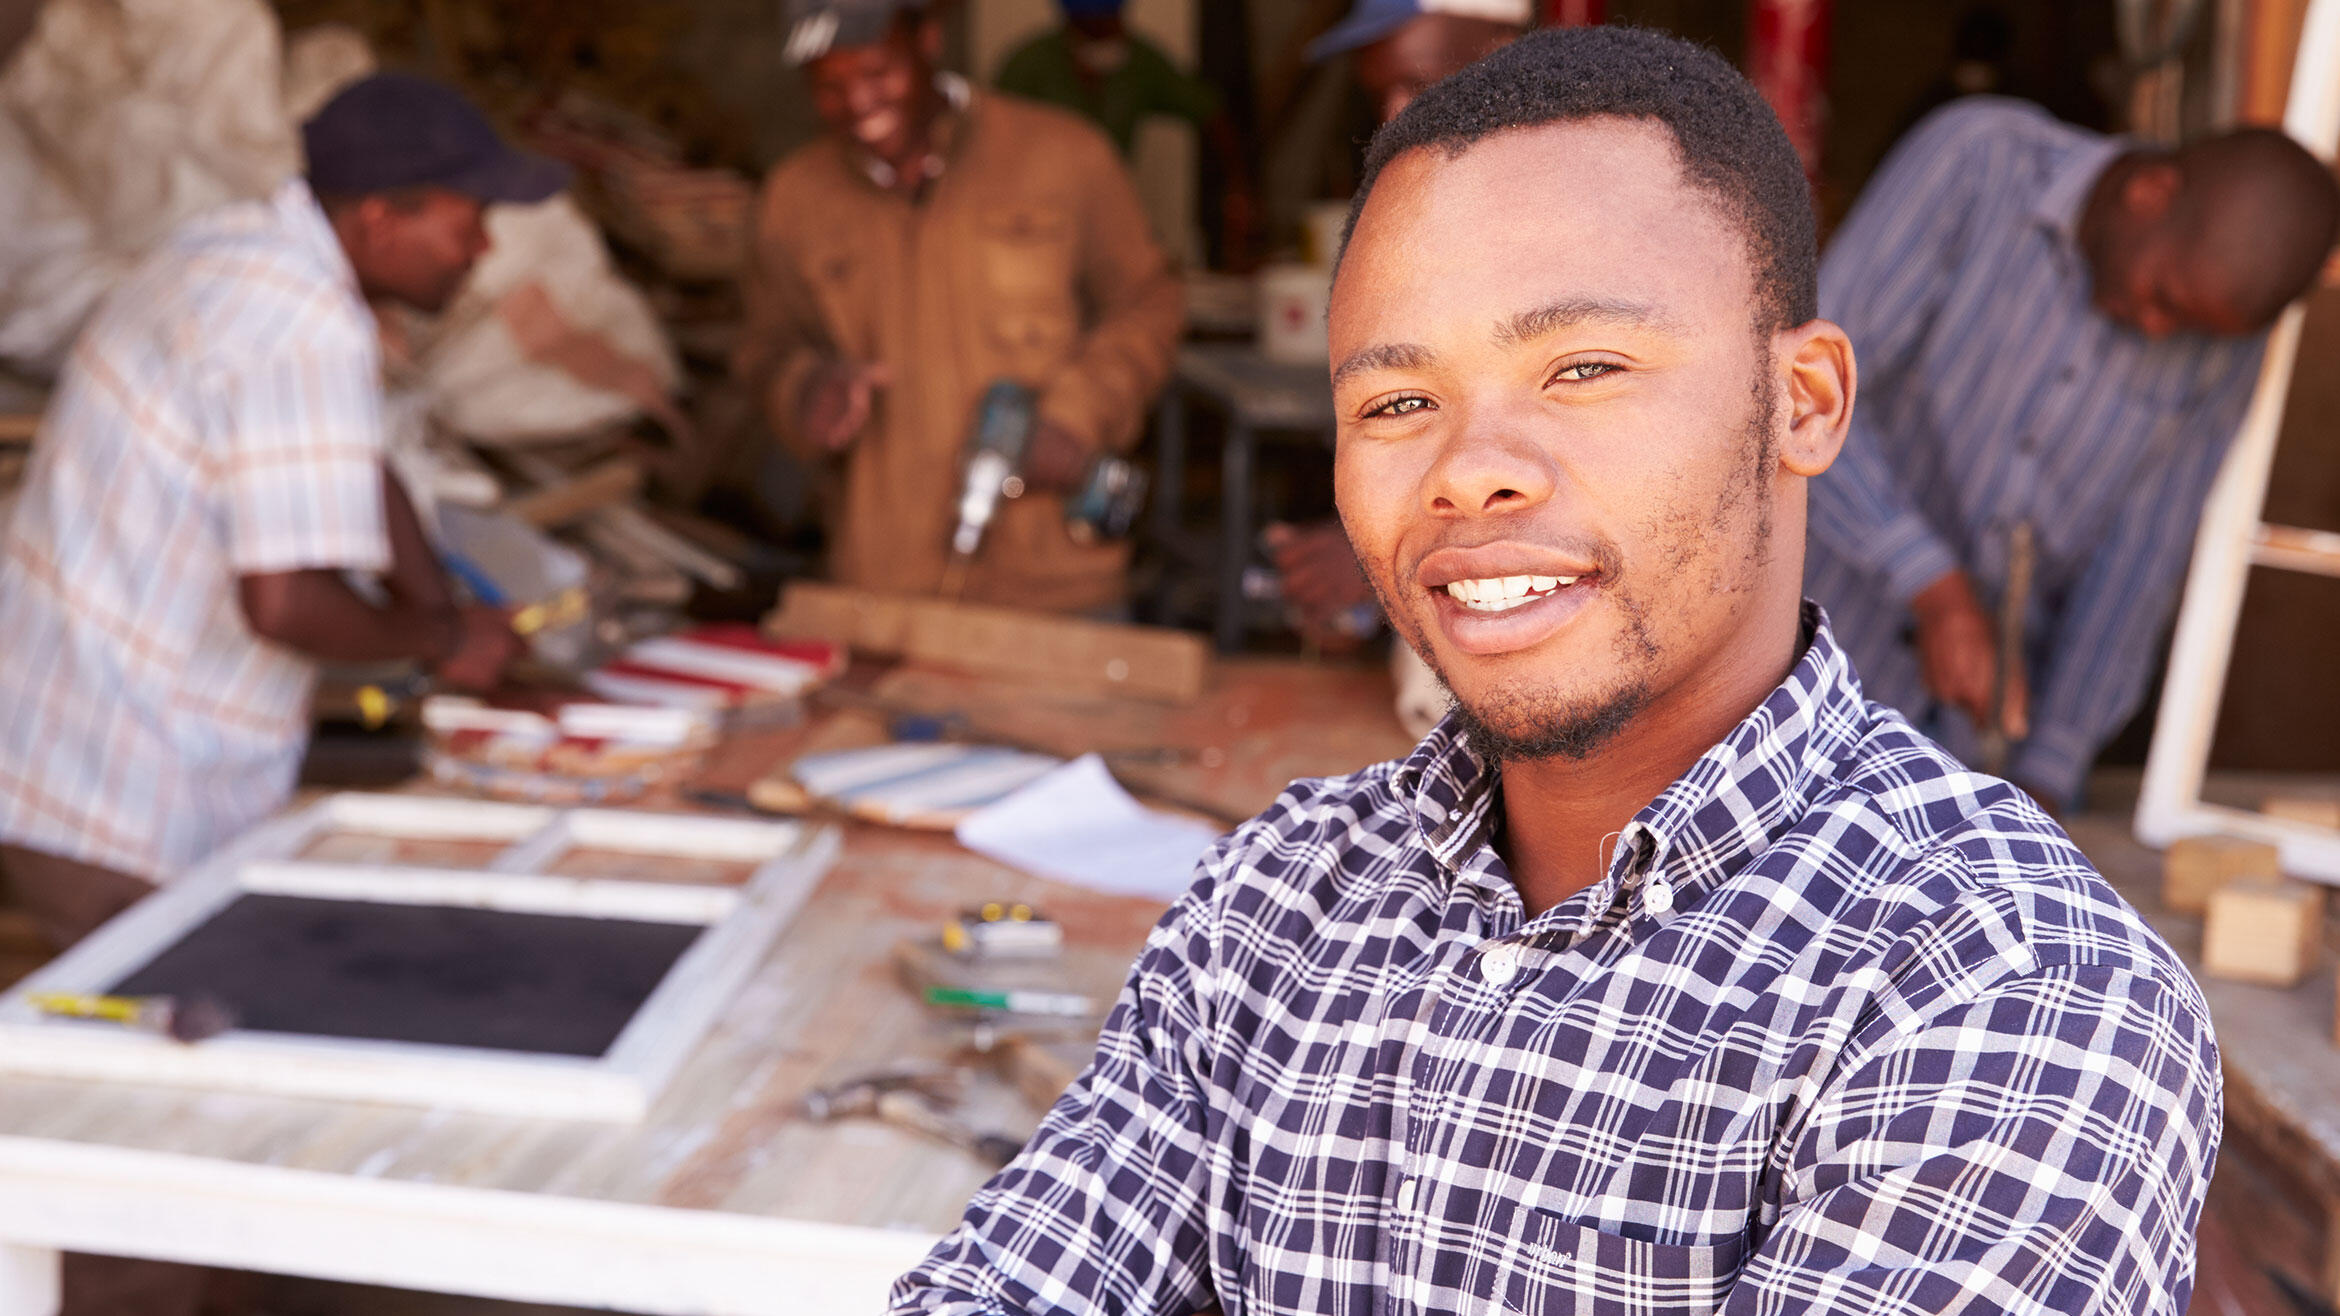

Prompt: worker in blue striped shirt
xmin=1805 ymin=98 xmax=2337 ymax=810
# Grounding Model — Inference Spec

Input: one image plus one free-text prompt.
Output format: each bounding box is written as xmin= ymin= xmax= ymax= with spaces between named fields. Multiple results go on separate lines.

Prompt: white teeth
xmin=1442 ymin=574 xmax=1581 ymax=612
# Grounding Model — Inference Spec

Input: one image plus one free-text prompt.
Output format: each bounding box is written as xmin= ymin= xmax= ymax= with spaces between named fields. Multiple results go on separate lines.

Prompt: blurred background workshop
xmin=0 ymin=0 xmax=2337 ymax=1312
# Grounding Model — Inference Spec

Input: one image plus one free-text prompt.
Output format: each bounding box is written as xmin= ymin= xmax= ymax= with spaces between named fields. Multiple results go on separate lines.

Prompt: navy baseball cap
xmin=303 ymin=73 xmax=569 ymax=204
xmin=1306 ymin=0 xmax=1532 ymax=61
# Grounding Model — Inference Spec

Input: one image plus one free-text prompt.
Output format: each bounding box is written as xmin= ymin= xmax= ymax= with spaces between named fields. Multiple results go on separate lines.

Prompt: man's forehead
xmin=1332 ymin=118 xmax=1741 ymax=340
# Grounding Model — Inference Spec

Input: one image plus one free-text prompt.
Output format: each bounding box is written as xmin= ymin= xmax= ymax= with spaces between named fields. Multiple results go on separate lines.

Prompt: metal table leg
xmin=1216 ymin=420 xmax=1254 ymax=652
xmin=1151 ymin=388 xmax=1186 ymax=546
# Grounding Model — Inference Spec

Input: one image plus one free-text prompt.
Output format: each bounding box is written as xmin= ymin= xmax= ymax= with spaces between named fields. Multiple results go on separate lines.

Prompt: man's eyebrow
xmin=1496 ymin=297 xmax=1683 ymax=345
xmin=1330 ymin=342 xmax=1436 ymax=388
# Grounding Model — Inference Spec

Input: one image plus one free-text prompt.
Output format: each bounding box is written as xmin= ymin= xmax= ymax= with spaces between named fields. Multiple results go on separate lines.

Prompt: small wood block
xmin=2203 ymin=878 xmax=2324 ymax=988
xmin=2164 ymin=834 xmax=2283 ymax=915
xmin=2266 ymin=796 xmax=2340 ymax=831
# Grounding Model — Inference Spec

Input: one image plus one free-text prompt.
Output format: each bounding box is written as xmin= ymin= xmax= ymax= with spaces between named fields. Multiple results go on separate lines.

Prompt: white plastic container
xmin=1257 ymin=262 xmax=1331 ymax=367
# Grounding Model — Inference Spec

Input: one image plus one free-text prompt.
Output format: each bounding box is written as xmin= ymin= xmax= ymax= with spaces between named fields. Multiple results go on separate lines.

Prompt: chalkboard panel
xmin=110 ymin=894 xmax=704 ymax=1058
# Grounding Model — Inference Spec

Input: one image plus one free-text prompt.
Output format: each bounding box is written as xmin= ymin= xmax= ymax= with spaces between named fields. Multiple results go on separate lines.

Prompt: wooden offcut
xmin=2164 ymin=834 xmax=2284 ymax=915
xmin=766 ymin=582 xmax=1210 ymax=702
xmin=2203 ymin=878 xmax=2324 ymax=988
xmin=2267 ymin=796 xmax=2340 ymax=830
xmin=506 ymin=457 xmax=644 ymax=529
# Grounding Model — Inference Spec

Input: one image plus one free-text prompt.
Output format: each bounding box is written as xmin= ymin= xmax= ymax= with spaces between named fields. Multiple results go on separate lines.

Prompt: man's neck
xmin=860 ymin=81 xmax=951 ymax=201
xmin=1495 ymin=607 xmax=1805 ymax=914
xmin=2076 ymin=151 xmax=2142 ymax=269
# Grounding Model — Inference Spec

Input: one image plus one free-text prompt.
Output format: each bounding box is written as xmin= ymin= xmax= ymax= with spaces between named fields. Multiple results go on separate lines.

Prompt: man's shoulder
xmin=1884 ymin=98 xmax=2107 ymax=195
xmin=1174 ymin=757 xmax=1421 ymax=930
xmin=975 ymin=91 xmax=1121 ymax=165
xmin=1905 ymin=96 xmax=2091 ymax=153
xmin=94 ymin=191 xmax=359 ymax=356
xmin=1800 ymin=712 xmax=2200 ymax=1016
xmin=766 ymin=137 xmax=855 ymax=195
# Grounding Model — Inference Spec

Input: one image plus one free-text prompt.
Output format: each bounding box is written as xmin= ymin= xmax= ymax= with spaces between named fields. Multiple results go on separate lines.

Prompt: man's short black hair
xmin=1343 ymin=25 xmax=1818 ymax=332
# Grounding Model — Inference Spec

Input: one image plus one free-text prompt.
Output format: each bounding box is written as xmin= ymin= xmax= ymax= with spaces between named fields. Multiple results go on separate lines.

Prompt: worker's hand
xmin=1266 ymin=520 xmax=1377 ymax=647
xmin=795 ymin=358 xmax=891 ymax=453
xmin=432 ymin=604 xmax=523 ymax=693
xmin=1911 ymin=568 xmax=2028 ymax=740
xmin=1023 ymin=421 xmax=1093 ymax=496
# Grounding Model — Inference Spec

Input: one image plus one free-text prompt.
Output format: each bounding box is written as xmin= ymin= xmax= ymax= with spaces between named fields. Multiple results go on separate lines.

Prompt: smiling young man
xmin=895 ymin=26 xmax=2218 ymax=1316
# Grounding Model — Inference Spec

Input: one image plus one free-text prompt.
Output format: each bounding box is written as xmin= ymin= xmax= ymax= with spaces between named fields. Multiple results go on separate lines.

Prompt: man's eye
xmin=1551 ymin=361 xmax=1620 ymax=383
xmin=1363 ymin=395 xmax=1433 ymax=419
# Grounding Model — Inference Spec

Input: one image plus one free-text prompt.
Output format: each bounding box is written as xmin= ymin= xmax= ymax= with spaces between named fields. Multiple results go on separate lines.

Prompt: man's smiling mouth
xmin=1442 ymin=575 xmax=1580 ymax=612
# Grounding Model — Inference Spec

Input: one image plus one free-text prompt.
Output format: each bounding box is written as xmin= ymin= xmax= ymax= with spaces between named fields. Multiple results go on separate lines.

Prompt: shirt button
xmin=1395 ymin=1177 xmax=1417 ymax=1213
xmin=1480 ymin=944 xmax=1518 ymax=986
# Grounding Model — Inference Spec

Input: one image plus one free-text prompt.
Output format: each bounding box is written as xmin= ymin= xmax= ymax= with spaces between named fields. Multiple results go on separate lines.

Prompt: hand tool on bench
xmin=1978 ymin=520 xmax=2035 ymax=776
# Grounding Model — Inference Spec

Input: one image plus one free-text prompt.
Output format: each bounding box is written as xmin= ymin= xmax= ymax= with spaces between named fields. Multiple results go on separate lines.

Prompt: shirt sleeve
xmin=733 ymin=168 xmax=840 ymax=464
xmin=2010 ymin=354 xmax=2264 ymax=803
xmin=1722 ymin=959 xmax=2221 ymax=1316
xmin=1035 ymin=127 xmax=1186 ymax=456
xmin=890 ymin=870 xmax=1225 ymax=1315
xmin=1809 ymin=107 xmax=2011 ymax=604
xmin=218 ymin=314 xmax=390 ymax=576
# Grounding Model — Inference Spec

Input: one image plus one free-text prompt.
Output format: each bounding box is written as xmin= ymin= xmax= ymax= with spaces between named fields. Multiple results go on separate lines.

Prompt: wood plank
xmin=766 ymin=582 xmax=1211 ymax=703
xmin=506 ymin=458 xmax=644 ymax=530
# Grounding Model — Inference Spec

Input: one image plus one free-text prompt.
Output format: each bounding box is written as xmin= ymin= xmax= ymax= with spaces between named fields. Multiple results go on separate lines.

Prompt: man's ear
xmin=2122 ymin=159 xmax=2183 ymax=223
xmin=1776 ymin=318 xmax=1854 ymax=479
xmin=916 ymin=15 xmax=944 ymax=64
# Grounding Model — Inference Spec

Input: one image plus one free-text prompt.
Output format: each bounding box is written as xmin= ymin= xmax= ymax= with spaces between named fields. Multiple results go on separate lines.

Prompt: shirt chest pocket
xmin=977 ymin=206 xmax=1081 ymax=371
xmin=978 ymin=204 xmax=1078 ymax=301
xmin=1487 ymin=1213 xmax=1749 ymax=1316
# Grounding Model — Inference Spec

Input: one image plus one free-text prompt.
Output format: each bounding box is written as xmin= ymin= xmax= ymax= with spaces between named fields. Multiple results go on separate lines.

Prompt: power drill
xmin=945 ymin=380 xmax=1148 ymax=594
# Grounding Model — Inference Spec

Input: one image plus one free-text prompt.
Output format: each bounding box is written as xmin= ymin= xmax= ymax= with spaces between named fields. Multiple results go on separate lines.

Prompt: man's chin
xmin=1441 ymin=675 xmax=1652 ymax=764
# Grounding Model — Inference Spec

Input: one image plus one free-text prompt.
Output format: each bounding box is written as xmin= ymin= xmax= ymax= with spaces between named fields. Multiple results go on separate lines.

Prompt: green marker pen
xmin=924 ymin=986 xmax=1096 ymax=1017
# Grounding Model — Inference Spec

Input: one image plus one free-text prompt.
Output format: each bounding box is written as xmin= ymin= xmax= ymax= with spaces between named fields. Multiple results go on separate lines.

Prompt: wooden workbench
xmin=2064 ymin=789 xmax=2340 ymax=1312
xmin=0 ymin=657 xmax=1414 ymax=1316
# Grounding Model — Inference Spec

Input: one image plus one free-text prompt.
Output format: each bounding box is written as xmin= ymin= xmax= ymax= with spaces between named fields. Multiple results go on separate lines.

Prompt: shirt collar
xmin=2030 ymin=131 xmax=2128 ymax=252
xmin=1394 ymin=602 xmax=1870 ymax=929
xmin=284 ymin=178 xmax=361 ymax=297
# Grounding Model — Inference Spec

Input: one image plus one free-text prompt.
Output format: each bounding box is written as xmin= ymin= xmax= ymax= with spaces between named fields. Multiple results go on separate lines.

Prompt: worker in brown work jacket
xmin=738 ymin=0 xmax=1185 ymax=615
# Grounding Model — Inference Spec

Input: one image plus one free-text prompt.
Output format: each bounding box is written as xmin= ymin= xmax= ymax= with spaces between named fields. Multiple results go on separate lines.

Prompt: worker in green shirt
xmin=995 ymin=0 xmax=1254 ymax=263
xmin=996 ymin=0 xmax=1218 ymax=155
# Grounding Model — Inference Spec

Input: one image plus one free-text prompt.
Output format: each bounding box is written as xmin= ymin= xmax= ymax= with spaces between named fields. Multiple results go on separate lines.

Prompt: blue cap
xmin=303 ymin=73 xmax=569 ymax=204
xmin=1305 ymin=0 xmax=1531 ymax=62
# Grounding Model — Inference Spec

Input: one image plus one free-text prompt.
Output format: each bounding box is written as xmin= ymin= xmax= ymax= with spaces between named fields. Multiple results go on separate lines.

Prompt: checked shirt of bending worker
xmin=892 ymin=26 xmax=2217 ymax=1316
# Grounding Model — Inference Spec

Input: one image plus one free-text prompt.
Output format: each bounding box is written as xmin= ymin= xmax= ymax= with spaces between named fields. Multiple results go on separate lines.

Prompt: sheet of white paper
xmin=954 ymin=754 xmax=1222 ymax=902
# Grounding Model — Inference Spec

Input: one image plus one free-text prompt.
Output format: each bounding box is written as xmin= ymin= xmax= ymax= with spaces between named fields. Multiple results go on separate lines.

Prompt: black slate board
xmin=110 ymin=893 xmax=704 ymax=1058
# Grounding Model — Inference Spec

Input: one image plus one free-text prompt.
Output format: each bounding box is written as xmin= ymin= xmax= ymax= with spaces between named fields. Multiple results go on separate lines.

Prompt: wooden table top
xmin=0 ymin=654 xmax=1415 ymax=1239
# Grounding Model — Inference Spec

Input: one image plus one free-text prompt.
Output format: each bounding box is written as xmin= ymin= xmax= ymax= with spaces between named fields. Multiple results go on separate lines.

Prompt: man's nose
xmin=1421 ymin=410 xmax=1557 ymax=517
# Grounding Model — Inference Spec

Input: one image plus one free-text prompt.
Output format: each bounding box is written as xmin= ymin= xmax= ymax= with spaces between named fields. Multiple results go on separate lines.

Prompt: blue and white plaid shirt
xmin=895 ymin=611 xmax=2220 ymax=1316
